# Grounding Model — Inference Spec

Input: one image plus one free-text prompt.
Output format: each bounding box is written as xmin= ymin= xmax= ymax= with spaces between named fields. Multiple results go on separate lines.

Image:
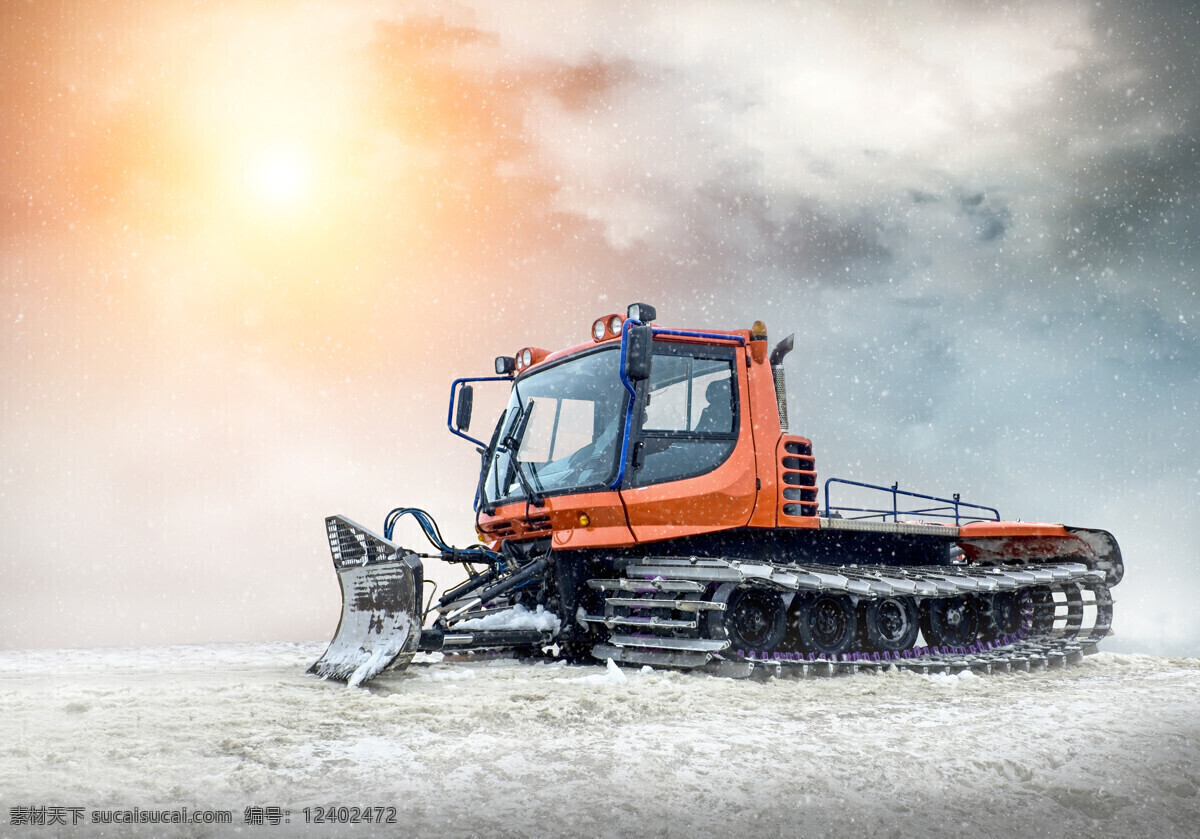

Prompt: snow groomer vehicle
xmin=311 ymin=303 xmax=1122 ymax=685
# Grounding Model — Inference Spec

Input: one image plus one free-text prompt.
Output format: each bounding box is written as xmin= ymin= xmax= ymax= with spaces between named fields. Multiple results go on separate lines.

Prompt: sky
xmin=2 ymin=0 xmax=1197 ymax=655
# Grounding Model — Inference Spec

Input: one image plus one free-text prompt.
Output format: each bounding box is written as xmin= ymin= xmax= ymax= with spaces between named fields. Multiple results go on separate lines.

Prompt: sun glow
xmin=126 ymin=7 xmax=421 ymax=276
xmin=248 ymin=144 xmax=312 ymax=208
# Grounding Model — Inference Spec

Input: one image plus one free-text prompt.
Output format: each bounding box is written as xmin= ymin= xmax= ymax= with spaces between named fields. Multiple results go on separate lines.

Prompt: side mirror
xmin=455 ymin=384 xmax=474 ymax=432
xmin=624 ymin=324 xmax=653 ymax=382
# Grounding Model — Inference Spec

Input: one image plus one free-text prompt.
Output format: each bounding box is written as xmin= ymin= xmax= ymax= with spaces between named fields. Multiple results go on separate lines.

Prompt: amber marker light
xmin=578 ymin=513 xmax=591 ymax=527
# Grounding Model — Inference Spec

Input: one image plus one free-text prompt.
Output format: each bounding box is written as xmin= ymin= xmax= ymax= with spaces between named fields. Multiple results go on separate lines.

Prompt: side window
xmin=632 ymin=348 xmax=738 ymax=486
xmin=642 ymin=357 xmax=735 ymax=434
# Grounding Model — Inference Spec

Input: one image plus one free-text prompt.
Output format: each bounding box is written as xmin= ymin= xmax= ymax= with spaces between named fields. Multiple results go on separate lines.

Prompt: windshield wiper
xmin=514 ymin=459 xmax=545 ymax=507
xmin=500 ymin=398 xmax=545 ymax=506
xmin=501 ymin=399 xmax=531 ymax=453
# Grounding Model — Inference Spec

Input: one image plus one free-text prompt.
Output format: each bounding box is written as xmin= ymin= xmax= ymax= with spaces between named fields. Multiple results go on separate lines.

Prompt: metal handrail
xmin=822 ymin=477 xmax=1000 ymax=525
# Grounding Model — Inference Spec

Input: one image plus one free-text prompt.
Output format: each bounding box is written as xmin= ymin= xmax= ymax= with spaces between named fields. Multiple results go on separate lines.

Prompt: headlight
xmin=626 ymin=302 xmax=657 ymax=323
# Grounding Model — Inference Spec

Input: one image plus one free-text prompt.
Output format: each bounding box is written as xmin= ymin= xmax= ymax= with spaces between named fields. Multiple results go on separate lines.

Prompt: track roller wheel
xmin=920 ymin=595 xmax=980 ymax=648
xmin=1028 ymin=586 xmax=1056 ymax=634
xmin=978 ymin=591 xmax=1023 ymax=641
xmin=706 ymin=584 xmax=788 ymax=652
xmin=794 ymin=592 xmax=857 ymax=656
xmin=861 ymin=596 xmax=919 ymax=652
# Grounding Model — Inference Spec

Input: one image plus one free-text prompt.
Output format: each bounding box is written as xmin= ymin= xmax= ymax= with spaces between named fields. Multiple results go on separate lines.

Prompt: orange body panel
xmin=957 ymin=521 xmax=1097 ymax=563
xmin=958 ymin=521 xmax=1068 ymax=538
xmin=478 ymin=490 xmax=634 ymax=550
xmin=619 ymin=450 xmax=758 ymax=542
xmin=745 ymin=340 xmax=783 ymax=528
xmin=547 ymin=491 xmax=636 ymax=550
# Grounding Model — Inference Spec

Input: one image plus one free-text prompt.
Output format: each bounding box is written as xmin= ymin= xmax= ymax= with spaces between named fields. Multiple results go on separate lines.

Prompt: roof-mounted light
xmin=591 ymin=314 xmax=625 ymax=342
xmin=750 ymin=320 xmax=768 ymax=341
xmin=495 ymin=356 xmax=516 ymax=376
xmin=627 ymin=302 xmax=656 ymax=323
xmin=513 ymin=347 xmax=550 ymax=373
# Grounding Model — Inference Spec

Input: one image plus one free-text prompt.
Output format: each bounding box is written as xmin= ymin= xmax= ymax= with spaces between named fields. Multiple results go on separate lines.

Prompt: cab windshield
xmin=481 ymin=347 xmax=626 ymax=506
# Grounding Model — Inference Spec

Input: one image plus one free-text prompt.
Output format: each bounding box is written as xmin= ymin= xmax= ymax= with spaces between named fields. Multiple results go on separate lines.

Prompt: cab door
xmin=619 ymin=341 xmax=758 ymax=542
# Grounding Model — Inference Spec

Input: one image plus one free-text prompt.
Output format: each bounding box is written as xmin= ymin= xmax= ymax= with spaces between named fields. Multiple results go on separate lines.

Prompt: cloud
xmin=1 ymin=0 xmax=1198 ymax=655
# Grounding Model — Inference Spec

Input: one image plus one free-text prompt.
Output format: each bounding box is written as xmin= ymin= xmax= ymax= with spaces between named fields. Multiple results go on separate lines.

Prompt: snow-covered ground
xmin=2 ymin=643 xmax=1198 ymax=838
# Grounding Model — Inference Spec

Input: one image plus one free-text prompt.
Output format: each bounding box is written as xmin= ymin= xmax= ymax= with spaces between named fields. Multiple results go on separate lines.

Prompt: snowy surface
xmin=2 ymin=643 xmax=1199 ymax=838
xmin=454 ymin=604 xmax=562 ymax=633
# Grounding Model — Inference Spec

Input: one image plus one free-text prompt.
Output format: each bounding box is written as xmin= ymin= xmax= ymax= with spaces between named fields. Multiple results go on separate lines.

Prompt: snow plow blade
xmin=308 ymin=515 xmax=423 ymax=687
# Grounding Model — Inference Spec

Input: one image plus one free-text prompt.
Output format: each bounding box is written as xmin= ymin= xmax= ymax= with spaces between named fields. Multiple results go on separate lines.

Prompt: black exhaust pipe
xmin=769 ymin=334 xmax=795 ymax=432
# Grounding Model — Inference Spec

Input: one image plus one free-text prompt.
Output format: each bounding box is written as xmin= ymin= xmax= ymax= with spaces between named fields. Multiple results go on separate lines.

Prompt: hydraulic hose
xmin=472 ymin=555 xmax=551 ymax=605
